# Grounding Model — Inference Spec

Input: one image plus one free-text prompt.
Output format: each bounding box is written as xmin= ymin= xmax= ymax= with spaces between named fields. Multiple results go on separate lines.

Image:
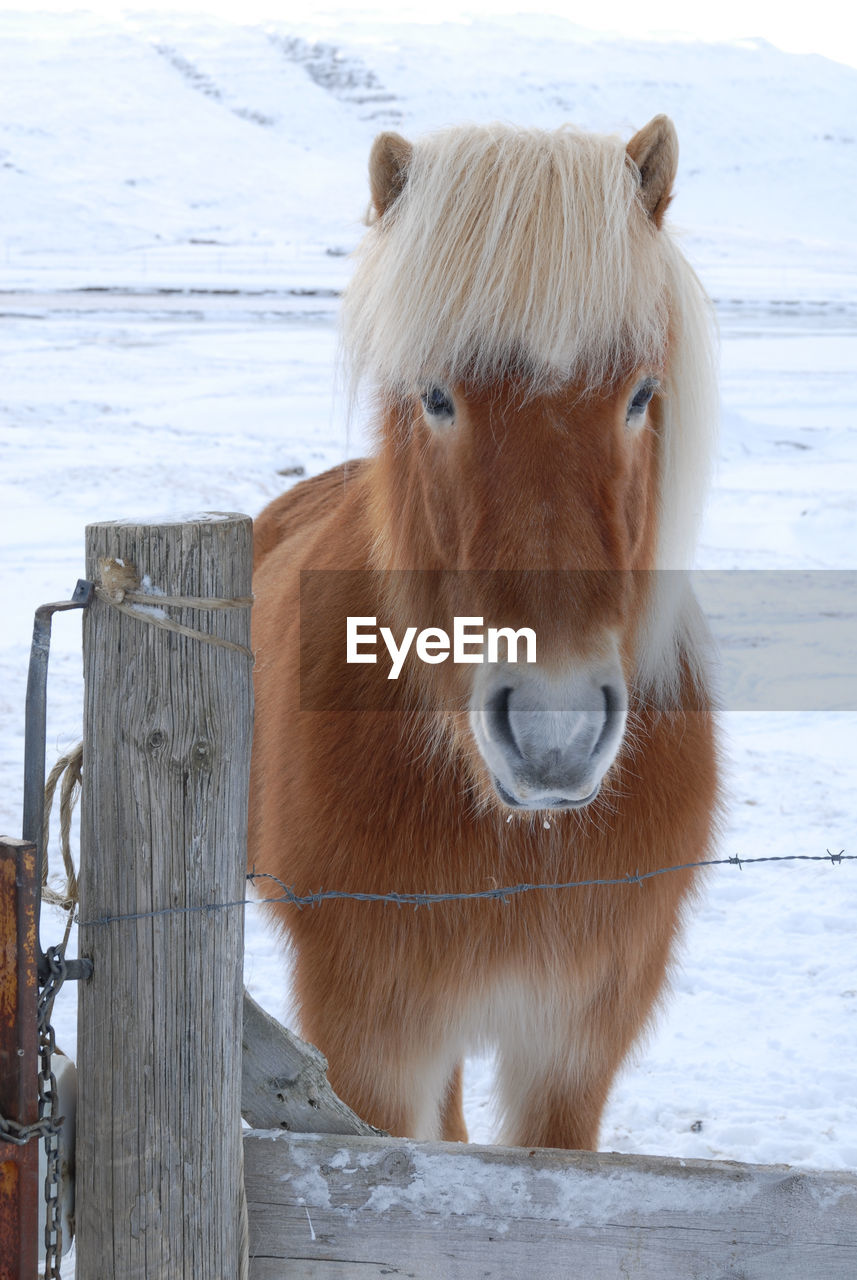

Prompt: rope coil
xmin=40 ymin=745 xmax=84 ymax=957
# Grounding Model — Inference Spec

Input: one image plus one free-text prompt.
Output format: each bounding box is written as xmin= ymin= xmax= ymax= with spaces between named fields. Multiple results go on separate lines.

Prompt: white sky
xmin=10 ymin=0 xmax=857 ymax=70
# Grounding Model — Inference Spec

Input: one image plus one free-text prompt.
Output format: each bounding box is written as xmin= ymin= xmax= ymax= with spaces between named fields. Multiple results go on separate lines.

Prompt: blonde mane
xmin=344 ymin=123 xmax=677 ymax=393
xmin=342 ymin=122 xmax=719 ymax=698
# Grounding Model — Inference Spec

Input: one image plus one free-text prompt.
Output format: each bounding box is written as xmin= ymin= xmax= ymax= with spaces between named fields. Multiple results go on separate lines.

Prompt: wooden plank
xmin=244 ymin=1131 xmax=857 ymax=1280
xmin=242 ymin=989 xmax=385 ymax=1138
xmin=0 ymin=837 xmax=39 ymax=1280
xmin=75 ymin=516 xmax=253 ymax=1280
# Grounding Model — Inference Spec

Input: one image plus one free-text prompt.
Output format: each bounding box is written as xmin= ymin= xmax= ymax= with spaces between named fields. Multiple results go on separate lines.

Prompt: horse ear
xmin=626 ymin=115 xmax=678 ymax=228
xmin=369 ymin=132 xmax=413 ymax=217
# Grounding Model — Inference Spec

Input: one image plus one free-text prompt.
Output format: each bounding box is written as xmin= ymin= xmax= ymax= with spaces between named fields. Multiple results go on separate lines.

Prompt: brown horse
xmin=250 ymin=118 xmax=719 ymax=1150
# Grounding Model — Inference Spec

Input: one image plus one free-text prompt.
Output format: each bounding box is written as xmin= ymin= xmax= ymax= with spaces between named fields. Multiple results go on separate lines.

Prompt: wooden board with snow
xmin=244 ymin=1131 xmax=857 ymax=1279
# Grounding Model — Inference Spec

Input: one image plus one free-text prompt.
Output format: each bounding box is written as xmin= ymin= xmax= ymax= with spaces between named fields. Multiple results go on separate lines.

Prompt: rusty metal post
xmin=0 ymin=835 xmax=39 ymax=1280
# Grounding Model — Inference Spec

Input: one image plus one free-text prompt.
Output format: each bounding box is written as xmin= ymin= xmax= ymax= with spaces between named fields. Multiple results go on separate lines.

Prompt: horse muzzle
xmin=469 ymin=646 xmax=628 ymax=811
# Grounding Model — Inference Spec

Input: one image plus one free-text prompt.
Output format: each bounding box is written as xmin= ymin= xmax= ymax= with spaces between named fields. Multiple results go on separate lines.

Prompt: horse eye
xmin=420 ymin=386 xmax=456 ymax=426
xmin=626 ymin=378 xmax=658 ymax=424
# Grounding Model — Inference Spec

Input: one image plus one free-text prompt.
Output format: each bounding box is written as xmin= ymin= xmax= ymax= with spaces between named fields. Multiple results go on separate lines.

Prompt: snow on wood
xmin=244 ymin=1131 xmax=857 ymax=1279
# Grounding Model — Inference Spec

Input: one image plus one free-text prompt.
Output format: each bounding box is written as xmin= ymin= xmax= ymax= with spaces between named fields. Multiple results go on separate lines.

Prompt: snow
xmin=0 ymin=10 xmax=855 ymax=1264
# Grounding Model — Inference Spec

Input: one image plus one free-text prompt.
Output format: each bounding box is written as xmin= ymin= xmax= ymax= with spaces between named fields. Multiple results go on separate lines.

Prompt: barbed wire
xmin=72 ymin=849 xmax=852 ymax=929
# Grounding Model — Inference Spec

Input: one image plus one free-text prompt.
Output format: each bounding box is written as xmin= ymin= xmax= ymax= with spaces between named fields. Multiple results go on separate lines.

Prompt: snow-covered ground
xmin=1 ymin=15 xmax=855 ymax=1264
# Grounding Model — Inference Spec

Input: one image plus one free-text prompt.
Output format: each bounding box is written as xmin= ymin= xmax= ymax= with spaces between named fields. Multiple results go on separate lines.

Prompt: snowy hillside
xmin=0 ymin=16 xmax=855 ymax=1261
xmin=2 ymin=9 xmax=856 ymax=301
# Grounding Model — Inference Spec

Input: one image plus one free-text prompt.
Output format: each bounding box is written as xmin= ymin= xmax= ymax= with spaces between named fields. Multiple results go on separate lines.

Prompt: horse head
xmin=343 ymin=119 xmax=715 ymax=812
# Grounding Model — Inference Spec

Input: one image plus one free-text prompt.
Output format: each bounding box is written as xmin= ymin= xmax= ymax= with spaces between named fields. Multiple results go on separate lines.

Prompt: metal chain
xmin=0 ymin=1108 xmax=57 ymax=1147
xmin=37 ymin=945 xmax=67 ymax=1279
xmin=0 ymin=948 xmax=68 ymax=1270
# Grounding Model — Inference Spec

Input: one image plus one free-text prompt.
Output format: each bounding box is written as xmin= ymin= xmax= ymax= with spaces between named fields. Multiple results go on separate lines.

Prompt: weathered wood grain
xmin=76 ymin=516 xmax=253 ymax=1280
xmin=244 ymin=1131 xmax=857 ymax=1280
xmin=242 ymin=989 xmax=386 ymax=1138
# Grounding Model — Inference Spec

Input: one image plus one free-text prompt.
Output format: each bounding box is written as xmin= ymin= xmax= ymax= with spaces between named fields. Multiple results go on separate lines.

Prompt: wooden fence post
xmin=0 ymin=836 xmax=39 ymax=1280
xmin=75 ymin=516 xmax=253 ymax=1279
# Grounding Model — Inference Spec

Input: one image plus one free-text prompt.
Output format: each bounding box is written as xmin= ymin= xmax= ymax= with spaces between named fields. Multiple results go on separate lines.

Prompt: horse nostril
xmin=593 ymin=684 xmax=624 ymax=759
xmin=485 ymin=685 xmax=520 ymax=758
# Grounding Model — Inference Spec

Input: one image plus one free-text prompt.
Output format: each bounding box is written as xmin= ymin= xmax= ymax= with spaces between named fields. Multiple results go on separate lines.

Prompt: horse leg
xmin=494 ymin=944 xmax=673 ymax=1151
xmin=440 ymin=1061 xmax=468 ymax=1142
xmin=496 ymin=1045 xmax=611 ymax=1151
xmin=300 ymin=1018 xmax=438 ymax=1138
xmin=295 ymin=968 xmax=459 ymax=1139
